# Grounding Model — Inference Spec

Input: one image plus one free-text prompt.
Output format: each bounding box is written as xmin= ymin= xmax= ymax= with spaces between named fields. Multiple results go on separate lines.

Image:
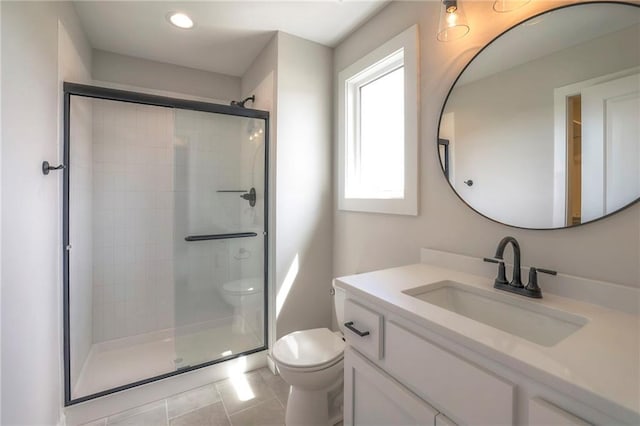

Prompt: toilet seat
xmin=273 ymin=328 xmax=345 ymax=371
xmin=222 ymin=278 xmax=262 ymax=295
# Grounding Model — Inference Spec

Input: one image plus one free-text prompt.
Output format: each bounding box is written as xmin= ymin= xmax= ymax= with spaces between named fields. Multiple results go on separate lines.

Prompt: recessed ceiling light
xmin=167 ymin=12 xmax=194 ymax=29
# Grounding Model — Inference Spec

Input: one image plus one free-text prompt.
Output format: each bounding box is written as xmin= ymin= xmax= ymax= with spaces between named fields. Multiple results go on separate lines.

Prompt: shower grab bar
xmin=185 ymin=232 xmax=257 ymax=242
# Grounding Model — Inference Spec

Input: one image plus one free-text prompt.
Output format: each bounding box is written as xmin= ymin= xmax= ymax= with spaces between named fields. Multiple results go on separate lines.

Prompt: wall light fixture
xmin=437 ymin=0 xmax=470 ymax=42
xmin=493 ymin=0 xmax=531 ymax=13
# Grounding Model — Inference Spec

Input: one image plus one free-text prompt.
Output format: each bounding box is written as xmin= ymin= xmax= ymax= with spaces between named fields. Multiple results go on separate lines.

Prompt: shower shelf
xmin=184 ymin=232 xmax=258 ymax=242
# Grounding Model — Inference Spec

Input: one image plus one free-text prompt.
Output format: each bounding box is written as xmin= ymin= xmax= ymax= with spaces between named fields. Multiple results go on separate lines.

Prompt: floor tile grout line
xmin=216 ymin=384 xmax=233 ymax=426
xmin=165 ymin=385 xmax=223 ymax=421
xmin=274 ymin=393 xmax=286 ymax=410
xmin=219 ymin=373 xmax=278 ymax=417
xmin=228 ymin=396 xmax=279 ymax=417
xmin=167 ymin=399 xmax=224 ymax=422
xmin=164 ymin=399 xmax=169 ymax=426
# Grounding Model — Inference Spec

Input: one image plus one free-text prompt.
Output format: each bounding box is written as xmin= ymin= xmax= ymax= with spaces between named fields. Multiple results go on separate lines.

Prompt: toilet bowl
xmin=272 ymin=286 xmax=346 ymax=426
xmin=219 ymin=277 xmax=262 ymax=333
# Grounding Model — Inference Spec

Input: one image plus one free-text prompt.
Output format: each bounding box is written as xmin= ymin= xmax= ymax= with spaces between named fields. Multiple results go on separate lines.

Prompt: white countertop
xmin=335 ymin=263 xmax=640 ymax=424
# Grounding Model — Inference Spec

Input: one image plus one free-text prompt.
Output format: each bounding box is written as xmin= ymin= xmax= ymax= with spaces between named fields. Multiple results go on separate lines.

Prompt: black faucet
xmin=495 ymin=236 xmax=522 ymax=287
xmin=484 ymin=236 xmax=557 ymax=299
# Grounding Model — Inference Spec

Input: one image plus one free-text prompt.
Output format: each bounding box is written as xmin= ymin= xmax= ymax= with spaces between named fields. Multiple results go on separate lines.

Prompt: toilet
xmin=273 ymin=286 xmax=346 ymax=426
xmin=219 ymin=277 xmax=263 ymax=334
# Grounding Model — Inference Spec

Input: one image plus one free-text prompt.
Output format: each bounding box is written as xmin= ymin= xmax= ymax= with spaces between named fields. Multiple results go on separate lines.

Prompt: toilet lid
xmin=273 ymin=328 xmax=345 ymax=369
xmin=222 ymin=278 xmax=262 ymax=295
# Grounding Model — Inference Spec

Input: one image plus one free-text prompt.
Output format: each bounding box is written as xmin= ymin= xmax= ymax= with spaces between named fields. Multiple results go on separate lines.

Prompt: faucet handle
xmin=525 ymin=267 xmax=556 ymax=298
xmin=484 ymin=258 xmax=508 ymax=285
xmin=536 ymin=268 xmax=557 ymax=276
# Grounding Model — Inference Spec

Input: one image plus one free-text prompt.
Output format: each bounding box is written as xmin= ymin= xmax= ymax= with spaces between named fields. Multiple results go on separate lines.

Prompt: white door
xmin=344 ymin=347 xmax=438 ymax=426
xmin=581 ymin=73 xmax=640 ymax=221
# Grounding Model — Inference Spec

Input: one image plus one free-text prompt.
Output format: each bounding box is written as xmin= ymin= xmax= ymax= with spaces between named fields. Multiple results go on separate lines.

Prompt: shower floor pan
xmin=73 ymin=317 xmax=261 ymax=399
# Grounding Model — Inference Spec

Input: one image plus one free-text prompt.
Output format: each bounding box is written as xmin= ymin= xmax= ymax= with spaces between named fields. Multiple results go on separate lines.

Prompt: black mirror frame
xmin=436 ymin=1 xmax=640 ymax=231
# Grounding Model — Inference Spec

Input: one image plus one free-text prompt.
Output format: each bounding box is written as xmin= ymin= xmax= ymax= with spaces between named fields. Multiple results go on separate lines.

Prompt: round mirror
xmin=438 ymin=2 xmax=640 ymax=229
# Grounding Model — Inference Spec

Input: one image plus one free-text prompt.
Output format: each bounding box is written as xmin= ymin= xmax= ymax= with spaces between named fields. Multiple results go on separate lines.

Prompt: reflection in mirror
xmin=438 ymin=2 xmax=640 ymax=229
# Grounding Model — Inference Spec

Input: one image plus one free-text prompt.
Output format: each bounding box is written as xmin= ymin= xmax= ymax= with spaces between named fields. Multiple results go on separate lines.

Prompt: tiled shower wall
xmin=90 ymin=100 xmax=264 ymax=344
xmin=173 ymin=110 xmax=243 ymax=328
xmin=91 ymin=99 xmax=175 ymax=342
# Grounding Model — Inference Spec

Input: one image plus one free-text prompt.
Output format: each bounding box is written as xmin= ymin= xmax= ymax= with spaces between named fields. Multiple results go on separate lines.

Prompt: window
xmin=338 ymin=25 xmax=419 ymax=215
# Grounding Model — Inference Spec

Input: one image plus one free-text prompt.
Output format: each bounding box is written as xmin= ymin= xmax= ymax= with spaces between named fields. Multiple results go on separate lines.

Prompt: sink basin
xmin=403 ymin=280 xmax=587 ymax=347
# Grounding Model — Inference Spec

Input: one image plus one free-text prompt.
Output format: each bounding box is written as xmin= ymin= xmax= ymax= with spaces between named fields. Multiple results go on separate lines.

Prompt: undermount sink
xmin=403 ymin=280 xmax=588 ymax=347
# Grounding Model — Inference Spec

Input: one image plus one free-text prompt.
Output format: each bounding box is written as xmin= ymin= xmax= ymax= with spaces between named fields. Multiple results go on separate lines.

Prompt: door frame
xmin=552 ymin=66 xmax=639 ymax=227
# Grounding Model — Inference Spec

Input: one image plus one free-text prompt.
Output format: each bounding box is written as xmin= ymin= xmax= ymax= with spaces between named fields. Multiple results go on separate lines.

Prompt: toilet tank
xmin=333 ymin=285 xmax=346 ymax=334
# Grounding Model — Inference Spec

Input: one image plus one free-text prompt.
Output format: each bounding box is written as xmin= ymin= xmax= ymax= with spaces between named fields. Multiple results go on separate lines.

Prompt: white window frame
xmin=338 ymin=25 xmax=419 ymax=215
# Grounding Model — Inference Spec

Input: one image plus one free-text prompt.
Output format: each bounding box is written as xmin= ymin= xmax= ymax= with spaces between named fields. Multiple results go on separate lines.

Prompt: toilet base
xmin=285 ymin=379 xmax=343 ymax=426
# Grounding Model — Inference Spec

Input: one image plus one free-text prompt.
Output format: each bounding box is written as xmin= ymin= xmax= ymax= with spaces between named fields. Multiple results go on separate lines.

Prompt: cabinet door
xmin=385 ymin=321 xmax=514 ymax=425
xmin=435 ymin=413 xmax=457 ymax=426
xmin=529 ymin=398 xmax=591 ymax=426
xmin=344 ymin=347 xmax=438 ymax=426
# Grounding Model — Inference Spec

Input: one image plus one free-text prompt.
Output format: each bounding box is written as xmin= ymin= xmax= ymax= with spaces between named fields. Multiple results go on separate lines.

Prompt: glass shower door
xmin=64 ymin=82 xmax=269 ymax=405
xmin=172 ymin=109 xmax=267 ymax=370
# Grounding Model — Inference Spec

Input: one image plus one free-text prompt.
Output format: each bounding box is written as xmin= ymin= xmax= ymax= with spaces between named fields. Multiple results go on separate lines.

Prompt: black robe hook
xmin=42 ymin=161 xmax=66 ymax=175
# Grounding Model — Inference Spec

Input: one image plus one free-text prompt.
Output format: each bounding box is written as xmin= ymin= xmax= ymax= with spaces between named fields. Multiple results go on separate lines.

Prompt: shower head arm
xmin=230 ymin=95 xmax=255 ymax=108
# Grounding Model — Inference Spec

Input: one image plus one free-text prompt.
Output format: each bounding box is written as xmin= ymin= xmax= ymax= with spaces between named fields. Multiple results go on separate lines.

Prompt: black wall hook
xmin=42 ymin=161 xmax=66 ymax=175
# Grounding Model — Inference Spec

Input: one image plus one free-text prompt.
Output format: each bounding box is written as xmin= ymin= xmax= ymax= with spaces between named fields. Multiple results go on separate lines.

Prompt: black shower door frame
xmin=62 ymin=82 xmax=270 ymax=406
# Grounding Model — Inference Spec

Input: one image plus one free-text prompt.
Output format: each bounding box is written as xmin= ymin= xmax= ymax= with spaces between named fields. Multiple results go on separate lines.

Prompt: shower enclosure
xmin=63 ymin=83 xmax=269 ymax=405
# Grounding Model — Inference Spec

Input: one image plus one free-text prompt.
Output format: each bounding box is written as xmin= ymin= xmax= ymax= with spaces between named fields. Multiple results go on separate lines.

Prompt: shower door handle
xmin=185 ymin=232 xmax=257 ymax=242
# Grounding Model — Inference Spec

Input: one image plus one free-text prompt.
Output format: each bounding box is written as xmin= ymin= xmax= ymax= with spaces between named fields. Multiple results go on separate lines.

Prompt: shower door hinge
xmin=66 ymin=244 xmax=72 ymax=251
xmin=263 ymin=231 xmax=267 ymax=236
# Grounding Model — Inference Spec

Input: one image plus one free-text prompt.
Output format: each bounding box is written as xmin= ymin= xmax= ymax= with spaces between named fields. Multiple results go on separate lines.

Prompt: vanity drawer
xmin=344 ymin=298 xmax=384 ymax=360
xmin=385 ymin=321 xmax=514 ymax=426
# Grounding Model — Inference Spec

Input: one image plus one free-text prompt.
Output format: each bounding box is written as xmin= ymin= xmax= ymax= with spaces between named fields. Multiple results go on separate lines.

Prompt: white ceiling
xmin=73 ymin=1 xmax=389 ymax=77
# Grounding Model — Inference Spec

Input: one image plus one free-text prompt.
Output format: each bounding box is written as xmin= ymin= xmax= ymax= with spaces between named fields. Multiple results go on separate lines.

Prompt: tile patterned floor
xmin=81 ymin=368 xmax=290 ymax=426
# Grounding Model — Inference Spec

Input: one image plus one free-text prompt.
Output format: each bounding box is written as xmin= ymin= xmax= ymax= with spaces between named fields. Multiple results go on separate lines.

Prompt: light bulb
xmin=446 ymin=12 xmax=458 ymax=26
xmin=167 ymin=12 xmax=194 ymax=29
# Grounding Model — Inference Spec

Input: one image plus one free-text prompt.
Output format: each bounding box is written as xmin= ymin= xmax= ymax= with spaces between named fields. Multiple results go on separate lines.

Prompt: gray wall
xmin=240 ymin=34 xmax=279 ymax=344
xmin=241 ymin=32 xmax=334 ymax=340
xmin=273 ymin=33 xmax=333 ymax=338
xmin=1 ymin=1 xmax=92 ymax=424
xmin=93 ymin=50 xmax=241 ymax=102
xmin=333 ymin=0 xmax=640 ymax=288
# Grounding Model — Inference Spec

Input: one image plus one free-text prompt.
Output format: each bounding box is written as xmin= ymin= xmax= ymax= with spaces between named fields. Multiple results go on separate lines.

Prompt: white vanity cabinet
xmin=343 ymin=295 xmax=510 ymax=425
xmin=384 ymin=320 xmax=514 ymax=425
xmin=342 ymin=294 xmax=613 ymax=426
xmin=344 ymin=347 xmax=439 ymax=425
xmin=529 ymin=398 xmax=590 ymax=426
